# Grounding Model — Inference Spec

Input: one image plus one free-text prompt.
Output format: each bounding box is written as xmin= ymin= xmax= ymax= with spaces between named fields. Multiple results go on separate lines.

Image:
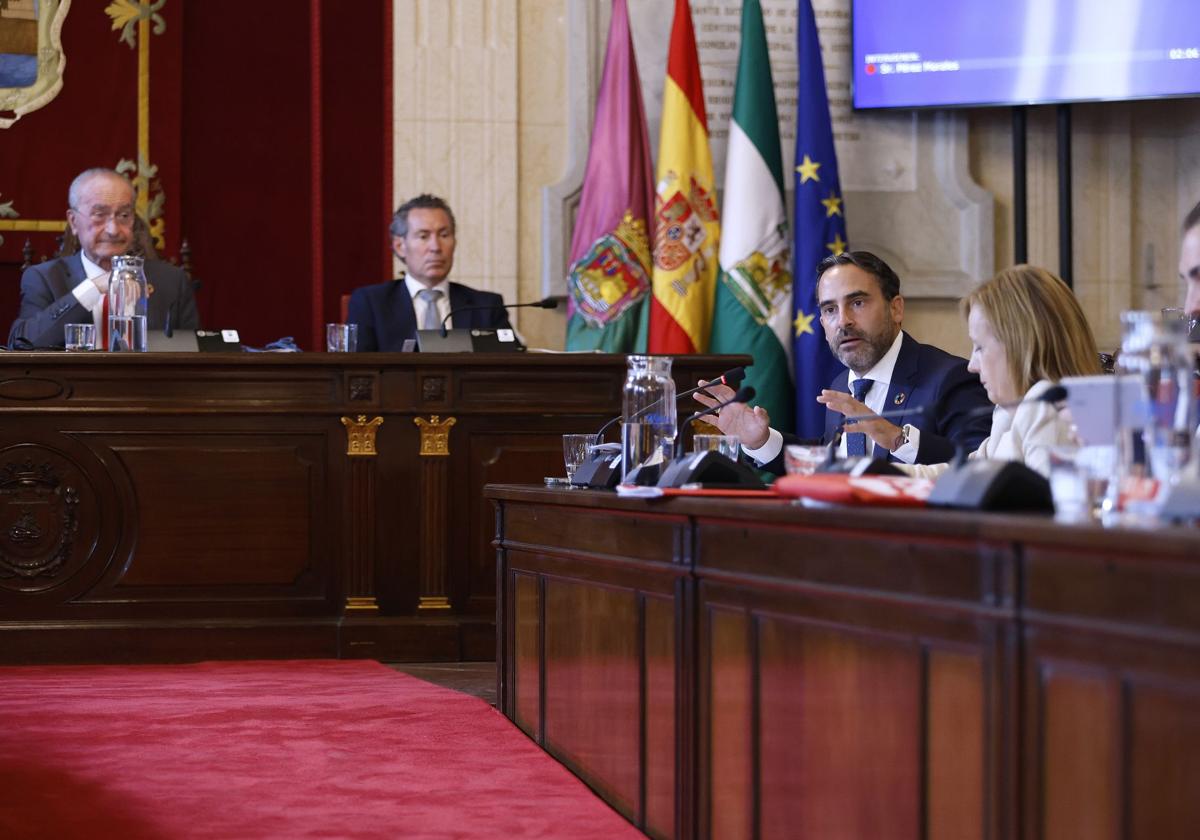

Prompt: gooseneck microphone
xmin=839 ymin=403 xmax=929 ymax=430
xmin=674 ymin=386 xmax=756 ymax=458
xmin=438 ymin=297 xmax=558 ymax=337
xmin=593 ymin=366 xmax=747 ymax=443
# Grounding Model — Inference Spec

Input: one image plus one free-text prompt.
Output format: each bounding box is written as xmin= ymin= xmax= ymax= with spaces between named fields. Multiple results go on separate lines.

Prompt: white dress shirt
xmin=900 ymin=379 xmax=1070 ymax=480
xmin=743 ymin=330 xmax=921 ymax=465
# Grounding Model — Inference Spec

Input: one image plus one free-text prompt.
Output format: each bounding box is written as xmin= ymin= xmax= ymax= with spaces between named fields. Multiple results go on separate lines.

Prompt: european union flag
xmin=791 ymin=0 xmax=847 ymax=438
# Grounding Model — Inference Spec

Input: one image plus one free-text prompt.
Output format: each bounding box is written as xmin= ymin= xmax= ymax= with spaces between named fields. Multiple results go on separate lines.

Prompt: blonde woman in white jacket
xmin=900 ymin=265 xmax=1101 ymax=480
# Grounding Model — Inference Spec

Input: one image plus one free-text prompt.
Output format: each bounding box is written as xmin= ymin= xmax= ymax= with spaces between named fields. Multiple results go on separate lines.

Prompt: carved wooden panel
xmin=1038 ymin=666 xmax=1121 ymax=840
xmin=544 ymin=577 xmax=641 ymax=820
xmin=706 ymin=605 xmax=752 ymax=840
xmin=107 ymin=439 xmax=321 ymax=589
xmin=644 ymin=594 xmax=677 ymax=840
xmin=512 ymin=570 xmax=541 ymax=740
xmin=927 ymin=649 xmax=985 ymax=840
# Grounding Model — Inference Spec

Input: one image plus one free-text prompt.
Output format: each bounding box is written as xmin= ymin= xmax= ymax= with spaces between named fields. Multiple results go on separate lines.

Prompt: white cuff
xmin=742 ymin=427 xmax=783 ymax=465
xmin=73 ymin=277 xmax=104 ymax=310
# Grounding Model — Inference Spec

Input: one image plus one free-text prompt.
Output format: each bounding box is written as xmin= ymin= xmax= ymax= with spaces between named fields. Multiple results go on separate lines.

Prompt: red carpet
xmin=0 ymin=660 xmax=644 ymax=839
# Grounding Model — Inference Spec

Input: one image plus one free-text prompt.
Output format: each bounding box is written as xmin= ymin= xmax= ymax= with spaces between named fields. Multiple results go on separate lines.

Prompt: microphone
xmin=674 ymin=386 xmax=756 ymax=458
xmin=593 ymin=366 xmax=748 ymax=443
xmin=439 ymin=297 xmax=558 ymax=337
xmin=164 ymin=310 xmax=173 ymax=339
xmin=839 ymin=403 xmax=928 ymax=429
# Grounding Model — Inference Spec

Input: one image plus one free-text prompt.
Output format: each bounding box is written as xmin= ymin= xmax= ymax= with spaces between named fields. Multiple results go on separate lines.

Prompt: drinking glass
xmin=326 ymin=323 xmax=358 ymax=352
xmin=692 ymin=434 xmax=740 ymax=460
xmin=65 ymin=323 xmax=96 ymax=352
xmin=562 ymin=434 xmax=597 ymax=483
xmin=784 ymin=444 xmax=828 ymax=476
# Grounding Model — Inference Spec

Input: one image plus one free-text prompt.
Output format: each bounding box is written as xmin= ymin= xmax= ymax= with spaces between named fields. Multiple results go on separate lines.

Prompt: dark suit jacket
xmin=8 ymin=254 xmax=200 ymax=349
xmin=347 ymin=280 xmax=514 ymax=352
xmin=764 ymin=331 xmax=992 ymax=473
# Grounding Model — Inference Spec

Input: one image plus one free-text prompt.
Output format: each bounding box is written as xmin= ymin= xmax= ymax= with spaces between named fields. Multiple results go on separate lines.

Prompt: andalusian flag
xmin=709 ymin=0 xmax=793 ymax=430
xmin=649 ymin=0 xmax=719 ymax=354
xmin=564 ymin=0 xmax=655 ymax=353
xmin=792 ymin=0 xmax=847 ymax=436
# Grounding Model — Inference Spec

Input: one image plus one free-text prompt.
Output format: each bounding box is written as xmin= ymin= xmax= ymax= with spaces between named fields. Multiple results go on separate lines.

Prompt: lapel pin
xmin=894 ymin=392 xmax=907 ymax=405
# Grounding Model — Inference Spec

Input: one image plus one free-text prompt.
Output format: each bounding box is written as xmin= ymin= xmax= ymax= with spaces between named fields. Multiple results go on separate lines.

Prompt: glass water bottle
xmin=620 ymin=355 xmax=676 ymax=482
xmin=108 ymin=254 xmax=149 ymax=352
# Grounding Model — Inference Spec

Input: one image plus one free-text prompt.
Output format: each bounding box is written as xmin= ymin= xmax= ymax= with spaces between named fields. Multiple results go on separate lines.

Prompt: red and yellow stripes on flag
xmin=648 ymin=0 xmax=720 ymax=354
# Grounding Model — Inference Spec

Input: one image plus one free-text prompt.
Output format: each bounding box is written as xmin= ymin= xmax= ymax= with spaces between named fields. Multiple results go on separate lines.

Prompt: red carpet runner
xmin=0 ymin=660 xmax=644 ymax=839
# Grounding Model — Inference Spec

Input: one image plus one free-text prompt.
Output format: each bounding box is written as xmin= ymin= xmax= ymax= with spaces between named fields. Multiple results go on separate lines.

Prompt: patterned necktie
xmin=845 ymin=377 xmax=874 ymax=457
xmin=417 ymin=288 xmax=444 ymax=330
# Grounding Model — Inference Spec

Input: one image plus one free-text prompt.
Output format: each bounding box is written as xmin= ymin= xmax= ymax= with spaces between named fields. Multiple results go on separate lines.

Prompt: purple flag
xmin=564 ymin=0 xmax=656 ymax=352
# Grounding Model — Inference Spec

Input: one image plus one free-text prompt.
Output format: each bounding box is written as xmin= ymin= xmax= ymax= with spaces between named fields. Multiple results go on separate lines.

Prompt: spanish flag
xmin=648 ymin=0 xmax=720 ymax=354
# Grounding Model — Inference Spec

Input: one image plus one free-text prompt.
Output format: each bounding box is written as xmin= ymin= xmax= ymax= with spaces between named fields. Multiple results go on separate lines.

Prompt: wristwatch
xmin=890 ymin=423 xmax=913 ymax=453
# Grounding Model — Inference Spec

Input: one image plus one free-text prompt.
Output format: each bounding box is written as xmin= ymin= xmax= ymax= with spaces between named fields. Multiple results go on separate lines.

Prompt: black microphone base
xmin=927 ymin=459 xmax=1053 ymax=513
xmin=817 ymin=457 xmax=904 ymax=476
xmin=657 ymin=451 xmax=766 ymax=489
xmin=623 ymin=462 xmax=662 ymax=487
xmin=571 ymin=455 xmax=621 ymax=489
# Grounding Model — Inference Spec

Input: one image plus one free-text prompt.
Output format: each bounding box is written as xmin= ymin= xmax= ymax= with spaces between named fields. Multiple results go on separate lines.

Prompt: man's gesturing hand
xmin=692 ymin=380 xmax=771 ymax=449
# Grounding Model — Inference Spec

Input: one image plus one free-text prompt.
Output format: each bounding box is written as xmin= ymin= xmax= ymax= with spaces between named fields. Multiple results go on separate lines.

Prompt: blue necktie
xmin=845 ymin=378 xmax=874 ymax=457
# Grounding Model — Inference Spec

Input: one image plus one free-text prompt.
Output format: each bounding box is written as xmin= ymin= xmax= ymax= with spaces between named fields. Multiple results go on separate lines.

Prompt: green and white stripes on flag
xmin=708 ymin=0 xmax=793 ymax=431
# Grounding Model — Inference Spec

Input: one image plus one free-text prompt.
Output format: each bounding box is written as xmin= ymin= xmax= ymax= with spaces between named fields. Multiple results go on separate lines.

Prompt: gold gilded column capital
xmin=414 ymin=415 xmax=456 ymax=456
xmin=341 ymin=415 xmax=383 ymax=456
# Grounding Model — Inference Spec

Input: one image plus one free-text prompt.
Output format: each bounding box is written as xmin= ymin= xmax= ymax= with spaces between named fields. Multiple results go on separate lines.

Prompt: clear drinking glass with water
xmin=562 ymin=434 xmax=597 ymax=483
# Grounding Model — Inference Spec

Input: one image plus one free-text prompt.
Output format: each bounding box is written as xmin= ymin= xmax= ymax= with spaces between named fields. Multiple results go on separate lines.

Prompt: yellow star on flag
xmin=821 ymin=192 xmax=843 ymax=217
xmin=794 ymin=309 xmax=816 ymax=337
xmin=795 ymin=154 xmax=821 ymax=184
xmin=826 ymin=232 xmax=847 ymax=255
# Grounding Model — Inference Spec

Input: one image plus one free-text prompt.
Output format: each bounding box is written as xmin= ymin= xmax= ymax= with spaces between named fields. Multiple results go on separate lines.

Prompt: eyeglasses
xmin=73 ymin=206 xmax=135 ymax=226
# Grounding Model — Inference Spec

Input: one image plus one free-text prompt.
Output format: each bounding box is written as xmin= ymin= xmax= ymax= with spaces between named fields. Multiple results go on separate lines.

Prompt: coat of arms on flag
xmin=567 ymin=210 xmax=651 ymax=328
xmin=723 ymin=221 xmax=792 ymax=328
xmin=653 ymin=172 xmax=718 ymax=275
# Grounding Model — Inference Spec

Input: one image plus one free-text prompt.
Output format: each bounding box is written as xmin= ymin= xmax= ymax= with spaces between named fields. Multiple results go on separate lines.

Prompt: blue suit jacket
xmin=767 ymin=331 xmax=992 ymax=472
xmin=9 ymin=253 xmax=199 ymax=349
xmin=347 ymin=280 xmax=513 ymax=352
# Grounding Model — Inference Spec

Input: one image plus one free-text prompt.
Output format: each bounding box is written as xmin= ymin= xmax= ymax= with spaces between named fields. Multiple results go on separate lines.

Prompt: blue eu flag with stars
xmin=791 ymin=0 xmax=847 ymax=438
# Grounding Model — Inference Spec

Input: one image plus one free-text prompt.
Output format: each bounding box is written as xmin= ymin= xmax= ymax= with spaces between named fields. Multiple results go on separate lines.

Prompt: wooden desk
xmin=0 ymin=352 xmax=742 ymax=663
xmin=488 ymin=485 xmax=1200 ymax=840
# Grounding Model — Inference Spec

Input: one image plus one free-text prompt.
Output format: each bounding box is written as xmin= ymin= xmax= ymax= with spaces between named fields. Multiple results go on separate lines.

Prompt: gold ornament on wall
xmin=414 ymin=415 xmax=456 ymax=457
xmin=341 ymin=415 xmax=383 ymax=457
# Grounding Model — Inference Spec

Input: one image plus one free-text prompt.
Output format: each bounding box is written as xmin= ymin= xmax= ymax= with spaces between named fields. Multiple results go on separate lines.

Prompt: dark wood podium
xmin=489 ymin=485 xmax=1200 ymax=840
xmin=0 ymin=352 xmax=744 ymax=663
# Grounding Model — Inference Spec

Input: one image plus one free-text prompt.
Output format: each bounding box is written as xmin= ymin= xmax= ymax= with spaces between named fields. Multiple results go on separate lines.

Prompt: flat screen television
xmin=852 ymin=0 xmax=1200 ymax=110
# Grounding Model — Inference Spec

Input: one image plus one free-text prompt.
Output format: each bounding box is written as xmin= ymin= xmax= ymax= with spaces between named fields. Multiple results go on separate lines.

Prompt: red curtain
xmin=0 ymin=1 xmax=390 ymax=349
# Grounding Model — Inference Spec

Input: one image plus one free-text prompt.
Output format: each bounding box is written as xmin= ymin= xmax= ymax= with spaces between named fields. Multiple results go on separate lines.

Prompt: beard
xmin=829 ymin=325 xmax=897 ymax=374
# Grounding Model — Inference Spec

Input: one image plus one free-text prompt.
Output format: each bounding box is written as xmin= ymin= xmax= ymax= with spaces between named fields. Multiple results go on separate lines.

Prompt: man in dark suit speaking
xmin=347 ymin=194 xmax=512 ymax=351
xmin=697 ymin=250 xmax=992 ymax=473
xmin=8 ymin=168 xmax=199 ymax=349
